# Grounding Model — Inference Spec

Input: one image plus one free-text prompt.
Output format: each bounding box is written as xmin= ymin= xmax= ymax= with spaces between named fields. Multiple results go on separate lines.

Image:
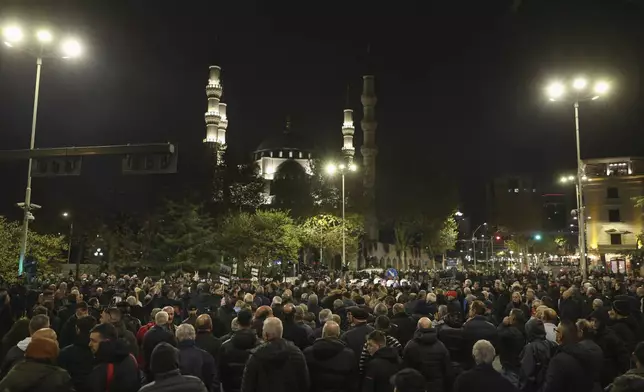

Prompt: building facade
xmin=584 ymin=157 xmax=644 ymax=273
xmin=486 ymin=175 xmax=543 ymax=234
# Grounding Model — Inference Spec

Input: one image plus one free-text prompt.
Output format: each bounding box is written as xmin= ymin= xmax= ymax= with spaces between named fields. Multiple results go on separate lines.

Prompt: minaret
xmin=361 ymin=75 xmax=378 ymax=242
xmin=342 ymin=86 xmax=355 ymax=162
xmin=204 ymin=65 xmax=227 ymax=164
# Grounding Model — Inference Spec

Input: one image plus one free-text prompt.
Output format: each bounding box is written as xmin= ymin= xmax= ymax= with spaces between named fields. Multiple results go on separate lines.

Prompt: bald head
xmin=283 ymin=304 xmax=294 ymax=315
xmin=417 ymin=317 xmax=432 ymax=329
xmin=196 ymin=314 xmax=212 ymax=331
xmin=322 ymin=321 xmax=340 ymax=338
xmin=32 ymin=328 xmax=57 ymax=343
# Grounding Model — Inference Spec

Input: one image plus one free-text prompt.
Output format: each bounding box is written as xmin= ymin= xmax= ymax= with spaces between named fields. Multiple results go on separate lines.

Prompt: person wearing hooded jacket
xmin=543 ymin=320 xmax=600 ymax=392
xmin=518 ymin=318 xmax=556 ymax=392
xmin=58 ymin=315 xmax=97 ymax=392
xmin=218 ymin=311 xmax=261 ymax=392
xmin=240 ymin=317 xmax=309 ymax=392
xmin=589 ymin=307 xmax=630 ymax=388
xmin=402 ymin=317 xmax=452 ymax=392
xmin=0 ymin=314 xmax=50 ymax=379
xmin=304 ymin=321 xmax=357 ymax=392
xmin=88 ymin=323 xmax=141 ymax=392
xmin=0 ymin=337 xmax=74 ymax=392
xmin=609 ymin=299 xmax=639 ymax=353
xmin=140 ymin=342 xmax=207 ymax=392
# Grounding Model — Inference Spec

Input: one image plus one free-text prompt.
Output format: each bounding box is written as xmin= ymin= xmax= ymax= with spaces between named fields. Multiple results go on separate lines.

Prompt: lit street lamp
xmin=547 ymin=77 xmax=610 ymax=281
xmin=325 ymin=162 xmax=357 ymax=268
xmin=61 ymin=212 xmax=76 ymax=277
xmin=3 ymin=24 xmax=82 ymax=275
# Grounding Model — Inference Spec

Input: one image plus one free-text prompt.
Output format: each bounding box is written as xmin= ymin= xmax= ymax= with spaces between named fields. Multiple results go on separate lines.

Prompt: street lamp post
xmin=62 ymin=212 xmax=76 ymax=277
xmin=3 ymin=25 xmax=82 ymax=275
xmin=326 ymin=162 xmax=358 ymax=269
xmin=548 ymin=77 xmax=609 ymax=281
xmin=472 ymin=223 xmax=487 ymax=271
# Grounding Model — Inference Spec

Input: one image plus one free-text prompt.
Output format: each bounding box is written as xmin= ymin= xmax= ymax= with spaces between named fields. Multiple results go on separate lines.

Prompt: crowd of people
xmin=0 ymin=268 xmax=643 ymax=392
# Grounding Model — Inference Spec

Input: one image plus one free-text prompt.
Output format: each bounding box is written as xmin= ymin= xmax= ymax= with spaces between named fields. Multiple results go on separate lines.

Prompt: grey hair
xmin=322 ymin=321 xmax=340 ymax=338
xmin=437 ymin=305 xmax=448 ymax=318
xmin=472 ymin=340 xmax=496 ymax=365
xmin=263 ymin=317 xmax=283 ymax=340
xmin=308 ymin=294 xmax=319 ymax=305
xmin=176 ymin=324 xmax=196 ymax=342
xmin=272 ymin=296 xmax=282 ymax=305
xmin=155 ymin=311 xmax=169 ymax=325
xmin=319 ymin=309 xmax=332 ymax=323
xmin=231 ymin=317 xmax=240 ymax=332
xmin=374 ymin=303 xmax=388 ymax=316
xmin=426 ymin=293 xmax=437 ymax=303
xmin=126 ymin=296 xmax=137 ymax=306
xmin=592 ymin=298 xmax=603 ymax=309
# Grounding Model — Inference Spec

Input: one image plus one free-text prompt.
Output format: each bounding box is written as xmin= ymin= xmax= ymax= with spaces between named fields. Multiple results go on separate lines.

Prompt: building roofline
xmin=583 ymin=156 xmax=644 ymax=164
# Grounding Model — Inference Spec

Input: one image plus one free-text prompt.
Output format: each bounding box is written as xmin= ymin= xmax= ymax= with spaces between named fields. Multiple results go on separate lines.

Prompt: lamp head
xmin=348 ymin=163 xmax=357 ymax=172
xmin=594 ymin=81 xmax=609 ymax=94
xmin=325 ymin=163 xmax=337 ymax=175
xmin=61 ymin=39 xmax=81 ymax=58
xmin=547 ymin=82 xmax=565 ymax=100
xmin=2 ymin=25 xmax=23 ymax=44
xmin=573 ymin=78 xmax=587 ymax=90
xmin=36 ymin=30 xmax=52 ymax=43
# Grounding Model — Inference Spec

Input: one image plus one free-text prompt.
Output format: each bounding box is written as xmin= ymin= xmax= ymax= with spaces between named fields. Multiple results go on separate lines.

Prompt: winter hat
xmin=26 ymin=338 xmax=59 ymax=361
xmin=390 ymin=368 xmax=425 ymax=392
xmin=150 ymin=342 xmax=179 ymax=374
xmin=613 ymin=300 xmax=631 ymax=317
xmin=589 ymin=308 xmax=609 ymax=327
xmin=446 ymin=291 xmax=457 ymax=298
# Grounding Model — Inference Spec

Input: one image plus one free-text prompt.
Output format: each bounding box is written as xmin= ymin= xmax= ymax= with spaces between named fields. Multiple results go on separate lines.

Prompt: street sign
xmin=251 ymin=268 xmax=259 ymax=278
xmin=219 ymin=276 xmax=230 ymax=285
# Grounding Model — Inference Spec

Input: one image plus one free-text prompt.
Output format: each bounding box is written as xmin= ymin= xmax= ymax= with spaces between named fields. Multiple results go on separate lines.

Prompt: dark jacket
xmin=610 ymin=316 xmax=639 ymax=353
xmin=114 ymin=321 xmax=139 ymax=357
xmin=518 ymin=319 xmax=556 ymax=392
xmin=543 ymin=341 xmax=603 ymax=392
xmin=177 ymin=340 xmax=218 ymax=392
xmin=195 ymin=330 xmax=222 ymax=360
xmin=304 ymin=338 xmax=357 ymax=392
xmin=88 ymin=338 xmax=141 ymax=392
xmin=610 ymin=367 xmax=644 ymax=392
xmin=402 ymin=327 xmax=452 ymax=392
xmin=219 ymin=329 xmax=259 ymax=392
xmin=453 ymin=363 xmax=519 ymax=392
xmin=505 ymin=301 xmax=531 ymax=320
xmin=593 ymin=322 xmax=630 ymax=387
xmin=282 ymin=318 xmax=310 ymax=350
xmin=59 ymin=313 xmax=79 ymax=349
xmin=142 ymin=324 xmax=177 ymax=377
xmin=59 ymin=334 xmax=96 ymax=392
xmin=341 ymin=323 xmax=374 ymax=363
xmin=0 ymin=337 xmax=29 ymax=379
xmin=390 ymin=312 xmax=415 ymax=347
xmin=497 ymin=323 xmax=525 ymax=372
xmin=217 ymin=306 xmax=236 ymax=335
xmin=361 ymin=346 xmax=401 ymax=392
xmin=240 ymin=338 xmax=310 ymax=392
xmin=0 ymin=359 xmax=74 ymax=392
xmin=139 ymin=369 xmax=207 ymax=392
xmin=462 ymin=315 xmax=498 ymax=367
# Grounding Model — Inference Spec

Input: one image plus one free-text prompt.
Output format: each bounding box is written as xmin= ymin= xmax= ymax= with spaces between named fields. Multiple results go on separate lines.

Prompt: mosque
xmin=202 ymin=65 xmax=428 ymax=270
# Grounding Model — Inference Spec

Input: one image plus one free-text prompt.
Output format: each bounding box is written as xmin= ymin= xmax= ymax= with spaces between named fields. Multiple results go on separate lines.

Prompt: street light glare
xmin=339 ymin=163 xmax=346 ymax=170
xmin=36 ymin=30 xmax=53 ymax=43
xmin=61 ymin=39 xmax=81 ymax=58
xmin=349 ymin=163 xmax=357 ymax=172
xmin=594 ymin=81 xmax=609 ymax=94
xmin=3 ymin=25 xmax=23 ymax=43
xmin=573 ymin=78 xmax=587 ymax=90
xmin=325 ymin=163 xmax=337 ymax=175
xmin=547 ymin=82 xmax=565 ymax=99
xmin=62 ymin=212 xmax=69 ymax=217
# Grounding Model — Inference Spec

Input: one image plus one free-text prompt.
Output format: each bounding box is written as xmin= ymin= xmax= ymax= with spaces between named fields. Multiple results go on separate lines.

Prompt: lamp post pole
xmin=574 ymin=101 xmax=588 ymax=281
xmin=341 ymin=171 xmax=346 ymax=268
xmin=18 ymin=54 xmax=43 ymax=276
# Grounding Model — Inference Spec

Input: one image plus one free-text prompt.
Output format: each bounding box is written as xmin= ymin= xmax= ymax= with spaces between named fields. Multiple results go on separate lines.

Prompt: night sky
xmin=0 ymin=0 xmax=643 ymax=231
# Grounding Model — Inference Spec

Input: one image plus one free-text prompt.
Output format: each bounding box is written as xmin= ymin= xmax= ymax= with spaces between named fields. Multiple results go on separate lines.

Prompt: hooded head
xmin=150 ymin=342 xmax=179 ymax=374
xmin=589 ymin=308 xmax=609 ymax=331
xmin=25 ymin=338 xmax=59 ymax=363
xmin=525 ymin=318 xmax=546 ymax=341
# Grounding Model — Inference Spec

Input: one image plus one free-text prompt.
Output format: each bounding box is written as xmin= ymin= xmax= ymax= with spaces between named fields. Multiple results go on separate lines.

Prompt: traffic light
xmin=31 ymin=157 xmax=82 ymax=177
xmin=534 ymin=234 xmax=542 ymax=241
xmin=495 ymin=235 xmax=502 ymax=241
xmin=122 ymin=149 xmax=178 ymax=175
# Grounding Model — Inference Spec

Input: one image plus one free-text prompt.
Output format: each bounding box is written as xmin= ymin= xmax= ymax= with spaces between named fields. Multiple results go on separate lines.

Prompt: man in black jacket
xmin=304 ymin=321 xmax=357 ymax=392
xmin=589 ymin=307 xmax=630 ymax=388
xmin=341 ymin=306 xmax=375 ymax=363
xmin=143 ymin=310 xmax=178 ymax=381
xmin=240 ymin=317 xmax=310 ymax=392
xmin=497 ymin=308 xmax=525 ymax=387
xmin=88 ymin=322 xmax=141 ymax=392
xmin=219 ymin=310 xmax=259 ymax=392
xmin=453 ymin=339 xmax=517 ymax=392
xmin=59 ymin=301 xmax=89 ymax=348
xmin=140 ymin=342 xmax=207 ymax=392
xmin=390 ymin=303 xmax=415 ymax=348
xmin=195 ymin=314 xmax=222 ymax=359
xmin=176 ymin=323 xmax=218 ymax=392
xmin=462 ymin=300 xmax=498 ymax=368
xmin=59 ymin=315 xmax=97 ymax=392
xmin=362 ymin=330 xmax=401 ymax=392
xmin=402 ymin=317 xmax=452 ymax=392
xmin=282 ymin=303 xmax=310 ymax=350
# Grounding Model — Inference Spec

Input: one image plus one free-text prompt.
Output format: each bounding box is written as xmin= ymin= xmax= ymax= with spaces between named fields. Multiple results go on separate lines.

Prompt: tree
xmin=149 ymin=200 xmax=219 ymax=272
xmin=216 ymin=210 xmax=301 ymax=274
xmin=422 ymin=215 xmax=458 ymax=269
xmin=0 ymin=217 xmax=67 ymax=283
xmin=394 ymin=221 xmax=415 ymax=270
xmin=298 ymin=213 xmax=363 ymax=269
xmin=228 ymin=163 xmax=266 ymax=211
xmin=309 ymin=159 xmax=341 ymax=212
